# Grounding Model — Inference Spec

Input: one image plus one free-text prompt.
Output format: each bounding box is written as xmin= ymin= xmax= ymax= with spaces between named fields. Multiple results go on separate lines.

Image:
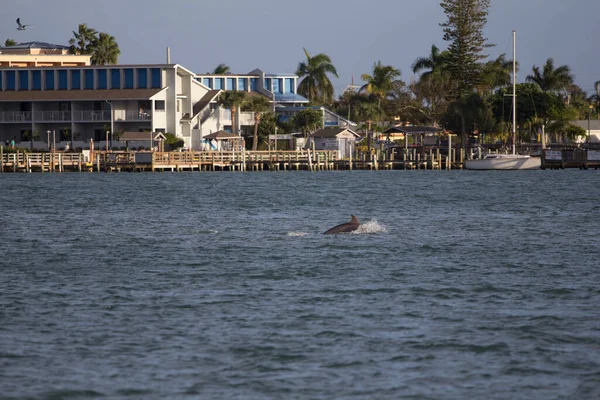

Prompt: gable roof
xmin=193 ymin=90 xmax=220 ymax=116
xmin=203 ymin=130 xmax=241 ymax=140
xmin=309 ymin=127 xmax=360 ymax=138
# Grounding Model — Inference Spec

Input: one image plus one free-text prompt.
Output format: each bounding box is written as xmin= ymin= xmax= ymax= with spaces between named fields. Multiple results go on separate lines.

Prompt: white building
xmin=0 ymin=42 xmax=353 ymax=150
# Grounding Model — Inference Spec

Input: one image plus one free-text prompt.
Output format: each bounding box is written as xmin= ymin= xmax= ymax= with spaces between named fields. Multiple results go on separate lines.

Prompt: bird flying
xmin=16 ymin=18 xmax=30 ymax=31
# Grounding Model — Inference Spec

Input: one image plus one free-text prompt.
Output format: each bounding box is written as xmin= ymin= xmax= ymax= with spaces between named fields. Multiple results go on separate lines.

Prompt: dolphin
xmin=324 ymin=215 xmax=360 ymax=234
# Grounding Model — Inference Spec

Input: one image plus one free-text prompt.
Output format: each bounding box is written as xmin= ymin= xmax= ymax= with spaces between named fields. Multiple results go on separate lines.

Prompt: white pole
xmin=512 ymin=30 xmax=516 ymax=155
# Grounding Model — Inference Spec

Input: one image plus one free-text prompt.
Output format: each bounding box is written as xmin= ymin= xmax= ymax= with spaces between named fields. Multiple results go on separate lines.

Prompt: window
xmin=32 ymin=70 xmax=42 ymax=90
xmin=151 ymin=68 xmax=161 ymax=88
xmin=111 ymin=69 xmax=121 ymax=89
xmin=84 ymin=70 xmax=94 ymax=89
xmin=71 ymin=70 xmax=81 ymax=89
xmin=203 ymin=78 xmax=212 ymax=88
xmin=97 ymin=69 xmax=107 ymax=89
xmin=250 ymin=78 xmax=258 ymax=91
xmin=124 ymin=68 xmax=134 ymax=89
xmin=285 ymin=78 xmax=294 ymax=93
xmin=214 ymin=78 xmax=224 ymax=90
xmin=264 ymin=78 xmax=271 ymax=91
xmin=272 ymin=78 xmax=280 ymax=94
xmin=45 ymin=70 xmax=55 ymax=90
xmin=227 ymin=78 xmax=235 ymax=90
xmin=154 ymin=100 xmax=165 ymax=111
xmin=18 ymin=70 xmax=28 ymax=90
xmin=58 ymin=70 xmax=68 ymax=89
xmin=137 ymin=68 xmax=147 ymax=88
xmin=238 ymin=78 xmax=247 ymax=91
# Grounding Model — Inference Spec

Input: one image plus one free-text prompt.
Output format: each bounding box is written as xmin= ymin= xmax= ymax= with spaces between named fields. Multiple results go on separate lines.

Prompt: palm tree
xmin=4 ymin=38 xmax=17 ymax=47
xmin=480 ymin=54 xmax=516 ymax=92
xmin=212 ymin=64 xmax=230 ymax=74
xmin=242 ymin=95 xmax=272 ymax=150
xmin=68 ymin=23 xmax=98 ymax=55
xmin=360 ymin=61 xmax=402 ymax=107
xmin=526 ymin=58 xmax=574 ymax=93
xmin=296 ymin=48 xmax=338 ymax=105
xmin=592 ymin=80 xmax=600 ymax=119
xmin=354 ymin=102 xmax=384 ymax=155
xmin=217 ymin=91 xmax=247 ymax=135
xmin=411 ymin=45 xmax=448 ymax=83
xmin=90 ymin=32 xmax=120 ymax=65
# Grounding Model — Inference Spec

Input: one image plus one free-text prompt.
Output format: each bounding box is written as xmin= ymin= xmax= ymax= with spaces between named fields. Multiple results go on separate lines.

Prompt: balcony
xmin=0 ymin=110 xmax=153 ymax=123
xmin=34 ymin=111 xmax=73 ymax=122
xmin=0 ymin=111 xmax=32 ymax=123
xmin=114 ymin=110 xmax=152 ymax=122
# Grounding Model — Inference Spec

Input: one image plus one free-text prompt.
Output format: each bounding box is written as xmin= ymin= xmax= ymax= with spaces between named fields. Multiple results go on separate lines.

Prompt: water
xmin=1 ymin=170 xmax=599 ymax=399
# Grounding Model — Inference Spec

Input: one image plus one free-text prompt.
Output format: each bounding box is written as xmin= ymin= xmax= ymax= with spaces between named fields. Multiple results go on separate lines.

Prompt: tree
xmin=68 ymin=23 xmax=98 ymax=55
xmin=164 ymin=132 xmax=184 ymax=150
xmin=360 ymin=61 xmax=402 ymax=108
xmin=440 ymin=0 xmax=493 ymax=97
xmin=591 ymin=80 xmax=600 ymax=119
xmin=354 ymin=102 xmax=384 ymax=155
xmin=412 ymin=45 xmax=449 ymax=84
xmin=296 ymin=48 xmax=339 ymax=105
xmin=480 ymin=54 xmax=516 ymax=93
xmin=90 ymin=32 xmax=120 ymax=65
xmin=242 ymin=95 xmax=272 ymax=151
xmin=291 ymin=108 xmax=323 ymax=136
xmin=68 ymin=24 xmax=120 ymax=65
xmin=526 ymin=58 xmax=574 ymax=93
xmin=217 ymin=91 xmax=247 ymax=135
xmin=212 ymin=64 xmax=230 ymax=74
xmin=4 ymin=38 xmax=17 ymax=47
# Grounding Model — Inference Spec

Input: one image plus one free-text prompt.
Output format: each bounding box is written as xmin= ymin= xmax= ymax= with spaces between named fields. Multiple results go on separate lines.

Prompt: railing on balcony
xmin=0 ymin=110 xmax=154 ymax=123
xmin=0 ymin=111 xmax=32 ymax=123
xmin=72 ymin=110 xmax=112 ymax=122
xmin=114 ymin=110 xmax=152 ymax=121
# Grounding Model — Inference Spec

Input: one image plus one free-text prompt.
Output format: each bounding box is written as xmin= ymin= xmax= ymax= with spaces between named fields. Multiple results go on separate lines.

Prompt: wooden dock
xmin=2 ymin=146 xmax=598 ymax=173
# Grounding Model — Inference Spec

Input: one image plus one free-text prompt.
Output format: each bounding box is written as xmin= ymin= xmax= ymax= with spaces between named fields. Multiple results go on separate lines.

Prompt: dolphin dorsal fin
xmin=350 ymin=215 xmax=360 ymax=224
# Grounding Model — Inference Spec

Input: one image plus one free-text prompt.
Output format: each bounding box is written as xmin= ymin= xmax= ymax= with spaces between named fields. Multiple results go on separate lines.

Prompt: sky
xmin=3 ymin=0 xmax=600 ymax=97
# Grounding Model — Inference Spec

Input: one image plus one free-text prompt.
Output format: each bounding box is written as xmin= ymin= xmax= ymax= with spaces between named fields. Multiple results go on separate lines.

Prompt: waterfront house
xmin=308 ymin=127 xmax=360 ymax=158
xmin=571 ymin=120 xmax=600 ymax=143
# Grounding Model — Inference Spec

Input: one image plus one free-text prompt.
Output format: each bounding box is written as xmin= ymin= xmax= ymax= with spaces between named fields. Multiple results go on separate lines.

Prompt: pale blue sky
xmin=3 ymin=0 xmax=600 ymax=96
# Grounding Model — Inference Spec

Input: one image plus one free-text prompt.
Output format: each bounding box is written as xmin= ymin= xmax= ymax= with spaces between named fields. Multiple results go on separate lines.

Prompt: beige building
xmin=0 ymin=41 xmax=91 ymax=67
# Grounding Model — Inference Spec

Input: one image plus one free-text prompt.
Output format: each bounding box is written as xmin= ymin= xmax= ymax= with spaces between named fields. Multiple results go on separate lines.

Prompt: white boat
xmin=465 ymin=153 xmax=540 ymax=170
xmin=465 ymin=30 xmax=541 ymax=171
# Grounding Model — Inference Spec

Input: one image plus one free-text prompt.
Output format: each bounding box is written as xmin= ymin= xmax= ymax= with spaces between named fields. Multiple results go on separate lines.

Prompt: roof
xmin=203 ymin=130 xmax=242 ymax=140
xmin=120 ymin=131 xmax=166 ymax=141
xmin=0 ymin=88 xmax=165 ymax=102
xmin=309 ymin=127 xmax=360 ymax=138
xmin=571 ymin=120 xmax=600 ymax=131
xmin=0 ymin=41 xmax=69 ymax=50
xmin=193 ymin=90 xmax=220 ymax=116
xmin=383 ymin=125 xmax=443 ymax=134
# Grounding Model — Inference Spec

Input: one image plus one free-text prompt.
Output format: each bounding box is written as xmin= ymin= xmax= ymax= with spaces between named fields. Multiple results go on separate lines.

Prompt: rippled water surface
xmin=1 ymin=170 xmax=600 ymax=399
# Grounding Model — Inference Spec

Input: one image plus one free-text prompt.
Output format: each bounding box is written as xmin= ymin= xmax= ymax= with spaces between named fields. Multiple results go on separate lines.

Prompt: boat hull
xmin=464 ymin=155 xmax=541 ymax=170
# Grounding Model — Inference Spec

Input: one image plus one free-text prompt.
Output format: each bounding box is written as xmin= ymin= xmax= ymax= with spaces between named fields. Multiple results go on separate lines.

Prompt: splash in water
xmin=353 ymin=219 xmax=387 ymax=234
xmin=287 ymin=231 xmax=310 ymax=237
